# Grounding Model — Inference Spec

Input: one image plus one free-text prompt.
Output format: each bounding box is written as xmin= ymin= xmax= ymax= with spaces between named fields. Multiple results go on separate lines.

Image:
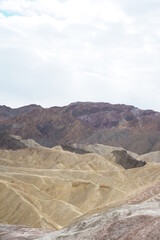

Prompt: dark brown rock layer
xmin=0 ymin=132 xmax=27 ymax=150
xmin=1 ymin=102 xmax=160 ymax=154
xmin=113 ymin=150 xmax=146 ymax=169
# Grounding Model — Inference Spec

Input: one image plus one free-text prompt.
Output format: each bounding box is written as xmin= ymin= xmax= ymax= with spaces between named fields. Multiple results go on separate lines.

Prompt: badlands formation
xmin=0 ymin=143 xmax=160 ymax=239
xmin=0 ymin=103 xmax=160 ymax=239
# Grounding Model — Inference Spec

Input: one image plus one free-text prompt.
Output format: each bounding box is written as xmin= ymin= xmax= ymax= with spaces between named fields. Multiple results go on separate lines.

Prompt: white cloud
xmin=0 ymin=0 xmax=160 ymax=111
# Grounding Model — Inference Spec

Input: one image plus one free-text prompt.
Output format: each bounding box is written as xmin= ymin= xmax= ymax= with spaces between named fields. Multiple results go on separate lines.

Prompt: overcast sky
xmin=0 ymin=0 xmax=160 ymax=110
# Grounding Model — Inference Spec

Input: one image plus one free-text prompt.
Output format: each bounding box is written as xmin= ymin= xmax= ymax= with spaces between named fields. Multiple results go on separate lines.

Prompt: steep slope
xmin=36 ymin=182 xmax=160 ymax=240
xmin=72 ymin=143 xmax=145 ymax=169
xmin=111 ymin=150 xmax=146 ymax=169
xmin=0 ymin=146 xmax=160 ymax=231
xmin=0 ymin=133 xmax=41 ymax=150
xmin=0 ymin=182 xmax=160 ymax=240
xmin=10 ymin=135 xmax=41 ymax=148
xmin=0 ymin=132 xmax=27 ymax=150
xmin=1 ymin=102 xmax=160 ymax=154
xmin=72 ymin=143 xmax=139 ymax=158
xmin=138 ymin=150 xmax=160 ymax=163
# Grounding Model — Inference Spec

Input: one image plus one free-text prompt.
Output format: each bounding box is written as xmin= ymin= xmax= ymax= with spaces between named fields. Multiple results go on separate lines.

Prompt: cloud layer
xmin=0 ymin=0 xmax=160 ymax=110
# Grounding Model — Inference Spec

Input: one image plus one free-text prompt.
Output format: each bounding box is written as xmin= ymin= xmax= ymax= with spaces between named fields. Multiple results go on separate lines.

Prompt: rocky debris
xmin=112 ymin=150 xmax=146 ymax=169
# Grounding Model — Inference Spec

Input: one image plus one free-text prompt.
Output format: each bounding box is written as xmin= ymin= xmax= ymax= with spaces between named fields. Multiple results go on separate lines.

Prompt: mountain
xmin=0 ymin=102 xmax=160 ymax=239
xmin=1 ymin=102 xmax=160 ymax=154
xmin=0 ymin=104 xmax=42 ymax=122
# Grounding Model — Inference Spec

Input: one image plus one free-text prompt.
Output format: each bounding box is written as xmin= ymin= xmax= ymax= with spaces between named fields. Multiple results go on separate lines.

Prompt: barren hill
xmin=0 ymin=145 xmax=159 ymax=239
xmin=0 ymin=146 xmax=160 ymax=229
xmin=1 ymin=102 xmax=160 ymax=154
xmin=0 ymin=102 xmax=160 ymax=239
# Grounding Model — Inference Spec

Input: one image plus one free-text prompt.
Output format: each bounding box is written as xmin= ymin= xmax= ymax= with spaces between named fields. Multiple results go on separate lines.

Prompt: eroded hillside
xmin=0 ymin=145 xmax=160 ymax=233
xmin=1 ymin=102 xmax=160 ymax=154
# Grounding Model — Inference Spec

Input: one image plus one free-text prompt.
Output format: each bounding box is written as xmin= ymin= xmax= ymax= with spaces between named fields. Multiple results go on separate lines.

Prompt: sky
xmin=0 ymin=0 xmax=160 ymax=111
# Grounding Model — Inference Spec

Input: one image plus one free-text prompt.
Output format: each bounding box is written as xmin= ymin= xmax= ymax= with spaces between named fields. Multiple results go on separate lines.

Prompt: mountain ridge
xmin=1 ymin=102 xmax=160 ymax=154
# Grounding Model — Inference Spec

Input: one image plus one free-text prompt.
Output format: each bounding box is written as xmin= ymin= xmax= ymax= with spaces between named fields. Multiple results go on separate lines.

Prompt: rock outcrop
xmin=0 ymin=132 xmax=27 ymax=150
xmin=0 ymin=133 xmax=41 ymax=150
xmin=112 ymin=150 xmax=146 ymax=169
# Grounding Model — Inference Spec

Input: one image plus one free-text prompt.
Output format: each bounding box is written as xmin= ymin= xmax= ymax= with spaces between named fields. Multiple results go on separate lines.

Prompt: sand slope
xmin=0 ymin=182 xmax=160 ymax=240
xmin=0 ymin=145 xmax=160 ymax=231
